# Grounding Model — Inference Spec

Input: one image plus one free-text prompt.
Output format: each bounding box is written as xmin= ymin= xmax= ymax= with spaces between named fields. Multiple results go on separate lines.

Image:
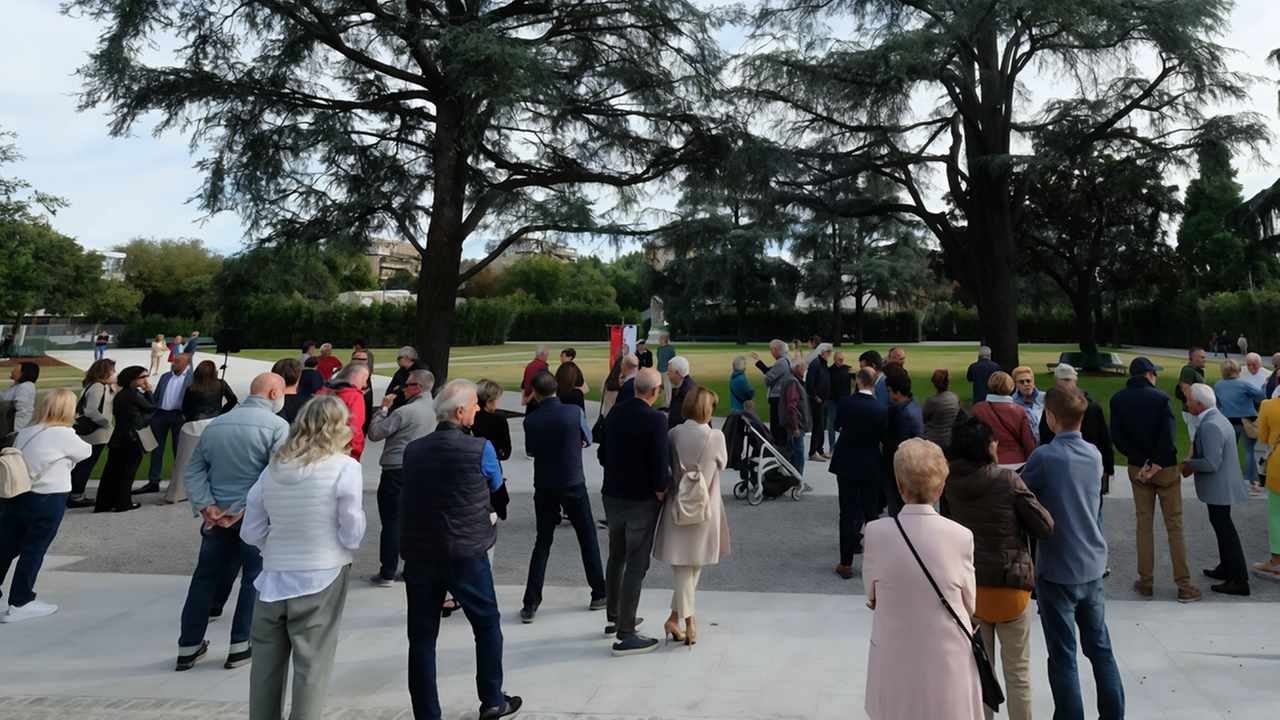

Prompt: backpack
xmin=672 ymin=433 xmax=713 ymax=526
xmin=0 ymin=427 xmax=50 ymax=499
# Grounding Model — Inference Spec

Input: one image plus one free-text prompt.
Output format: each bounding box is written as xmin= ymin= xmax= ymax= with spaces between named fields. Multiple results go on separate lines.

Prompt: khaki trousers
xmin=670 ymin=565 xmax=702 ymax=618
xmin=1129 ymin=465 xmax=1192 ymax=590
xmin=249 ymin=566 xmax=351 ymax=720
xmin=975 ymin=603 xmax=1033 ymax=720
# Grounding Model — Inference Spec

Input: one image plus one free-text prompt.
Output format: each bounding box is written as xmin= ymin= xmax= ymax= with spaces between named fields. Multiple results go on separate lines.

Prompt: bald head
xmin=250 ymin=372 xmax=285 ymax=398
xmin=621 ymin=354 xmax=639 ymax=372
xmin=635 ymin=368 xmax=662 ymax=404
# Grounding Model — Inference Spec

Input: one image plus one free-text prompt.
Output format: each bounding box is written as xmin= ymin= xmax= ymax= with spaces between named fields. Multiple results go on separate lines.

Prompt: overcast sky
xmin=2 ymin=0 xmax=1278 ymax=259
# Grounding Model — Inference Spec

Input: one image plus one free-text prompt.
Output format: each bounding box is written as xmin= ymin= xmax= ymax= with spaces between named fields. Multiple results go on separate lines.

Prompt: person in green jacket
xmin=656 ymin=332 xmax=676 ymax=409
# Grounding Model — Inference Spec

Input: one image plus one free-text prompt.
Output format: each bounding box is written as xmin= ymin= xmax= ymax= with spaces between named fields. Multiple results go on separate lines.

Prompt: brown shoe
xmin=1177 ymin=586 xmax=1202 ymax=603
xmin=808 ymin=454 xmax=827 ymax=463
xmin=836 ymin=564 xmax=854 ymax=580
xmin=1132 ymin=581 xmax=1153 ymax=598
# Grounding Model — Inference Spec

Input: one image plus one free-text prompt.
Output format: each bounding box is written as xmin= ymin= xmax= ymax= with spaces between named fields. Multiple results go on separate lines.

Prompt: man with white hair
xmin=616 ymin=354 xmax=640 ymax=403
xmin=750 ymin=339 xmax=793 ymax=444
xmin=176 ymin=372 xmax=290 ymax=672
xmin=807 ymin=344 xmax=833 ymax=461
xmin=665 ymin=356 xmax=696 ymax=431
xmin=316 ymin=342 xmax=343 ymax=381
xmin=521 ymin=345 xmax=550 ymax=407
xmin=321 ymin=362 xmax=370 ymax=461
xmin=367 ymin=369 xmax=436 ymax=587
xmin=966 ymin=346 xmax=1000 ymax=403
xmin=1243 ymin=353 xmax=1269 ymax=392
xmin=386 ymin=346 xmax=429 ymax=409
xmin=1039 ymin=364 xmax=1115 ymax=491
xmin=1182 ymin=383 xmax=1251 ymax=596
xmin=399 ymin=380 xmax=520 ymax=718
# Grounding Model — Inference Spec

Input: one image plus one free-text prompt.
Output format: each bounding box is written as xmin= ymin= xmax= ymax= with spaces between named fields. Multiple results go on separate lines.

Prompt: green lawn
xmin=231 ymin=342 xmax=1198 ymax=464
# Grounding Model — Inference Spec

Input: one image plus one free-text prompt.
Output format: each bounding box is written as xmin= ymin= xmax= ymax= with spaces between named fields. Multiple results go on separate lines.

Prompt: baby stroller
xmin=722 ymin=410 xmax=807 ymax=506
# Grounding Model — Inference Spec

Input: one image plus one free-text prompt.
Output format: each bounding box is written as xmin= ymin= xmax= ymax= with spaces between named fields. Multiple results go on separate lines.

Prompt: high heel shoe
xmin=685 ymin=621 xmax=697 ymax=649
xmin=663 ymin=620 xmax=686 ymax=645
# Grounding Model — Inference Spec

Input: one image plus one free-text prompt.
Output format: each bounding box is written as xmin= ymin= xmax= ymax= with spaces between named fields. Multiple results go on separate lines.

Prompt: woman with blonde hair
xmin=864 ymin=438 xmax=982 ymax=719
xmin=1010 ymin=366 xmax=1044 ymax=443
xmin=653 ymin=386 xmax=730 ymax=647
xmin=971 ymin=372 xmax=1037 ymax=466
xmin=67 ymin=358 xmax=117 ymax=509
xmin=0 ymin=389 xmax=92 ymax=622
xmin=241 ymin=394 xmax=365 ymax=720
xmin=150 ymin=334 xmax=168 ymax=376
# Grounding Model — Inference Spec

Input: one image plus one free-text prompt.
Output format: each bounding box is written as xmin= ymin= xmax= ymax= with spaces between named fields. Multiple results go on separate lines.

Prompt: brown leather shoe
xmin=1132 ymin=581 xmax=1153 ymax=598
xmin=1177 ymin=586 xmax=1203 ymax=603
xmin=836 ymin=564 xmax=854 ymax=580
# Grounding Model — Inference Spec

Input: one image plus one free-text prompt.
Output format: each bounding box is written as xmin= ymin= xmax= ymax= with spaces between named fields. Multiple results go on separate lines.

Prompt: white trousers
xmin=670 ymin=565 xmax=703 ymax=618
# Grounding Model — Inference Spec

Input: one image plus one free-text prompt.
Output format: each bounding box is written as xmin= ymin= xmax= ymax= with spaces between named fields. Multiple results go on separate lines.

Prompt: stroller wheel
xmin=733 ymin=481 xmax=747 ymax=500
xmin=790 ymin=485 xmax=803 ymax=501
xmin=747 ymin=487 xmax=764 ymax=506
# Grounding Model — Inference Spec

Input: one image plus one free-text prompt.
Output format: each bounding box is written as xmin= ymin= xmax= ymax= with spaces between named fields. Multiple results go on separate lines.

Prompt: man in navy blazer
xmin=601 ymin=368 xmax=670 ymax=656
xmin=830 ymin=367 xmax=888 ymax=579
xmin=882 ymin=372 xmax=924 ymax=518
xmin=137 ymin=353 xmax=194 ymax=494
xmin=519 ymin=371 xmax=606 ymax=622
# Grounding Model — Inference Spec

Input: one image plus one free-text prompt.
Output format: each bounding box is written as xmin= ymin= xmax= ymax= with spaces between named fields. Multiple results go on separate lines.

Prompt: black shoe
xmin=66 ymin=496 xmax=95 ymax=509
xmin=588 ymin=597 xmax=607 ymax=612
xmin=519 ymin=607 xmax=536 ymax=624
xmin=596 ymin=519 xmax=608 ymax=529
xmin=131 ymin=482 xmax=161 ymax=495
xmin=176 ymin=640 xmax=209 ymax=671
xmin=225 ymin=647 xmax=251 ymax=669
xmin=442 ymin=598 xmax=463 ymax=618
xmin=113 ymin=503 xmax=142 ymax=512
xmin=604 ymin=617 xmax=642 ymax=638
xmin=1204 ymin=567 xmax=1229 ymax=581
xmin=479 ymin=694 xmax=523 ymax=720
xmin=612 ymin=634 xmax=660 ymax=657
xmin=852 ymin=543 xmax=864 ymax=555
xmin=1211 ymin=581 xmax=1251 ymax=596
xmin=209 ymin=608 xmax=223 ymax=622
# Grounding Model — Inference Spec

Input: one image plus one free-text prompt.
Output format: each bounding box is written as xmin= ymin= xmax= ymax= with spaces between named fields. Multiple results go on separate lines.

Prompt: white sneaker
xmin=1 ymin=600 xmax=58 ymax=623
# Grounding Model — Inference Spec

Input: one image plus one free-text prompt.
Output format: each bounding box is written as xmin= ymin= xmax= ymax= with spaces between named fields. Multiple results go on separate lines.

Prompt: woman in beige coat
xmin=653 ymin=386 xmax=730 ymax=647
xmin=149 ymin=334 xmax=168 ymax=377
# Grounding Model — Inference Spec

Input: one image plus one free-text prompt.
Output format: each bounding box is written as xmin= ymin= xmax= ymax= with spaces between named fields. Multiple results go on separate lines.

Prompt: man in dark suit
xmin=882 ymin=372 xmax=924 ymax=518
xmin=601 ymin=368 xmax=670 ymax=656
xmin=807 ymin=345 xmax=832 ymax=461
xmin=136 ymin=353 xmax=194 ymax=494
xmin=519 ymin=371 xmax=606 ymax=622
xmin=830 ymin=368 xmax=887 ymax=579
xmin=967 ymin=345 xmax=1001 ymax=403
xmin=616 ymin=354 xmax=639 ymax=403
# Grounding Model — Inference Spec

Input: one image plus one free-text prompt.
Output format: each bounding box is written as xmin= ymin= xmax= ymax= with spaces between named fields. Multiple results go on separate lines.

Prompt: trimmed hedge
xmin=505 ymin=304 xmax=643 ymax=341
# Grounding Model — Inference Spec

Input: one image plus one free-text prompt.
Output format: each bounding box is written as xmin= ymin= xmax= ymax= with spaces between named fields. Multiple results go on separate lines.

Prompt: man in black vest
xmin=601 ymin=368 xmax=670 ymax=656
xmin=519 ymin=371 xmax=607 ymax=622
xmin=400 ymin=380 xmax=521 ymax=720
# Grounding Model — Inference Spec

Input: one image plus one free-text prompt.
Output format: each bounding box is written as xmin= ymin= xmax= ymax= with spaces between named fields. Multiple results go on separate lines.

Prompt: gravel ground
xmin=47 ymin=485 xmax=1280 ymax=603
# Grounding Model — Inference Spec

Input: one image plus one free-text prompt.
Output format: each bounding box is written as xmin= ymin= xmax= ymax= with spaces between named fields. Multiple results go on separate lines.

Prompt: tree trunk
xmin=416 ymin=121 xmax=471 ymax=385
xmin=831 ymin=292 xmax=842 ymax=346
xmin=1071 ymin=272 xmax=1099 ymax=357
xmin=735 ymin=296 xmax=748 ymax=345
xmin=853 ymin=293 xmax=865 ymax=345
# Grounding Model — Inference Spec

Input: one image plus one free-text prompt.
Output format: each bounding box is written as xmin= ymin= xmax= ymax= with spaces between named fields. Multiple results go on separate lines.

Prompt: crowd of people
xmin=4 ymin=334 xmax=1280 ymax=720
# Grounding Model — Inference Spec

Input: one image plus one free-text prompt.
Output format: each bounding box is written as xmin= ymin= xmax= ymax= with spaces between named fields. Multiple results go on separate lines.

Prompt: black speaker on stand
xmin=216 ymin=328 xmax=242 ymax=379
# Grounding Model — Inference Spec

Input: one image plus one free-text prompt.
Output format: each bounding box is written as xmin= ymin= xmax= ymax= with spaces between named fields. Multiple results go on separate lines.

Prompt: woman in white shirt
xmin=0 ymin=362 xmax=40 ymax=435
xmin=241 ymin=394 xmax=365 ymax=720
xmin=0 ymin=389 xmax=92 ymax=622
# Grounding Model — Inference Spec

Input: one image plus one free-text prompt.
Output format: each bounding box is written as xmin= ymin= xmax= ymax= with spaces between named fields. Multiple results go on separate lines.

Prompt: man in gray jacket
xmin=750 ymin=339 xmax=792 ymax=445
xmin=1181 ymin=383 xmax=1250 ymax=596
xmin=367 ymin=369 xmax=435 ymax=587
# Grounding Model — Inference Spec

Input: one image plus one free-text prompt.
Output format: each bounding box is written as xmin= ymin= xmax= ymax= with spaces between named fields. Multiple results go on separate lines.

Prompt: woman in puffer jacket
xmin=943 ymin=417 xmax=1054 ymax=720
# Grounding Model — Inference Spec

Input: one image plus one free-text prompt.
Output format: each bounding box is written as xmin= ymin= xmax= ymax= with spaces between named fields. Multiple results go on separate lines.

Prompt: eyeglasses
xmin=405 ymin=382 xmax=421 ymax=388
xmin=1016 ymin=379 xmax=1034 ymax=384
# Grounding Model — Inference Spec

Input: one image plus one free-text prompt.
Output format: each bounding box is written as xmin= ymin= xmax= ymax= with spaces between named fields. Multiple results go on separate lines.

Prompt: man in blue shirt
xmin=519 ymin=371 xmax=605 ymax=622
xmin=1021 ymin=385 xmax=1124 ymax=720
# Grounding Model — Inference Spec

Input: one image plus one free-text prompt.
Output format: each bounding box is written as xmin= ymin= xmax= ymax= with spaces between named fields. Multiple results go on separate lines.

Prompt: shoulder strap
xmin=893 ymin=514 xmax=981 ymax=649
xmin=15 ymin=426 xmax=58 ymax=481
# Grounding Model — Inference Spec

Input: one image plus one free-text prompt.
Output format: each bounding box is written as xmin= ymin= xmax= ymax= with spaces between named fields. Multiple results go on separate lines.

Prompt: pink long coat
xmin=652 ymin=421 xmax=730 ymax=567
xmin=864 ymin=505 xmax=982 ymax=720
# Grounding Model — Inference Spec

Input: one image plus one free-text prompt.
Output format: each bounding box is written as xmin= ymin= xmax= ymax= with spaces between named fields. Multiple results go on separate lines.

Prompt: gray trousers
xmin=602 ymin=495 xmax=661 ymax=641
xmin=249 ymin=566 xmax=351 ymax=720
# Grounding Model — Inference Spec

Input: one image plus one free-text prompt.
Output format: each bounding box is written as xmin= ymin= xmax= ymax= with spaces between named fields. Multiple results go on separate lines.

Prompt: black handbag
xmin=73 ymin=385 xmax=106 ymax=437
xmin=893 ymin=515 xmax=1005 ymax=712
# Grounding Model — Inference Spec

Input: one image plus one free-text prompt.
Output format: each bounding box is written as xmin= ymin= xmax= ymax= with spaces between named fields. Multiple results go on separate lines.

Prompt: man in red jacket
xmin=321 ymin=363 xmax=370 ymax=460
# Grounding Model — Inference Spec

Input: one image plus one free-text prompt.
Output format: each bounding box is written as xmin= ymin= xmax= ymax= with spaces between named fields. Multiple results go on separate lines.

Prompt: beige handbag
xmin=1242 ymin=418 xmax=1259 ymax=440
xmin=136 ymin=426 xmax=160 ymax=453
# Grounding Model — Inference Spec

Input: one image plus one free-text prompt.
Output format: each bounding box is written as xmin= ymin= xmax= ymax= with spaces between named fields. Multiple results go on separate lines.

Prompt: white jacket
xmin=14 ymin=424 xmax=93 ymax=494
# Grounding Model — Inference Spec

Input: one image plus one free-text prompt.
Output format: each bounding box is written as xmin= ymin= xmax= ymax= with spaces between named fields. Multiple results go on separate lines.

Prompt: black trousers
xmin=95 ymin=443 xmax=143 ymax=512
xmin=837 ymin=475 xmax=882 ymax=566
xmin=808 ymin=400 xmax=825 ymax=456
xmin=1207 ymin=503 xmax=1248 ymax=584
xmin=768 ymin=397 xmax=782 ymax=446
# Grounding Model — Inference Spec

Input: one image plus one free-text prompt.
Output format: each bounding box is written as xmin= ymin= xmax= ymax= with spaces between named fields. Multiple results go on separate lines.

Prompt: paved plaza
xmin=2 ymin=347 xmax=1279 ymax=719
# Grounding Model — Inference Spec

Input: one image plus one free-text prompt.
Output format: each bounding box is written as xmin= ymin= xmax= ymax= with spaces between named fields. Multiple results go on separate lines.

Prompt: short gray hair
xmin=1247 ymin=352 xmax=1261 ymax=364
xmin=410 ymin=369 xmax=435 ymax=393
xmin=659 ymin=331 xmax=670 ymax=340
xmin=732 ymin=356 xmax=747 ymax=372
xmin=436 ymin=379 xmax=478 ymax=422
xmin=334 ymin=362 xmax=369 ymax=384
xmin=622 ymin=354 xmax=639 ymax=370
xmin=1189 ymin=382 xmax=1216 ymax=407
xmin=770 ymin=339 xmax=786 ymax=354
xmin=535 ymin=345 xmax=549 ymax=359
xmin=398 ymin=346 xmax=418 ymax=360
xmin=668 ymin=356 xmax=690 ymax=377
xmin=978 ymin=345 xmax=991 ymax=358
xmin=320 ymin=342 xmax=333 ymax=351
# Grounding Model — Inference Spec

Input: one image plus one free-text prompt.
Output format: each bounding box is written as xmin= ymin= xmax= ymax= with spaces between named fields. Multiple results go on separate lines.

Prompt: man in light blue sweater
xmin=1021 ymin=385 xmax=1124 ymax=720
xmin=176 ymin=373 xmax=290 ymax=672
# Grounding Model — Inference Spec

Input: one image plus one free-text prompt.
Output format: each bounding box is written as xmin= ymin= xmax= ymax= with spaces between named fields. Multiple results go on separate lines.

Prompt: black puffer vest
xmin=399 ymin=422 xmax=495 ymax=563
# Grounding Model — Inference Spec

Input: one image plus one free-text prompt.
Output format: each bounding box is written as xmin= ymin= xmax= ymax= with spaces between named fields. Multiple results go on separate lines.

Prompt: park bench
xmin=1046 ymin=351 xmax=1127 ymax=374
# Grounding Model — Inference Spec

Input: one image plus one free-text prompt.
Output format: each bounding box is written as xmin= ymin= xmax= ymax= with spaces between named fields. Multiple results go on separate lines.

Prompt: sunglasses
xmin=405 ymin=382 xmax=421 ymax=388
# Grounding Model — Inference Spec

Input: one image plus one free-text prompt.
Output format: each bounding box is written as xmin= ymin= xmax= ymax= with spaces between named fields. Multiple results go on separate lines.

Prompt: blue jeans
xmin=1035 ymin=577 xmax=1125 ymax=720
xmin=1235 ymin=424 xmax=1258 ymax=484
xmin=404 ymin=556 xmax=505 ymax=720
xmin=177 ymin=519 xmax=262 ymax=653
xmin=785 ymin=433 xmax=806 ymax=476
xmin=0 ymin=492 xmax=67 ymax=607
xmin=825 ymin=401 xmax=840 ymax=452
xmin=376 ymin=468 xmax=403 ymax=580
xmin=523 ymin=483 xmax=606 ymax=611
xmin=148 ymin=409 xmax=185 ymax=483
xmin=93 ymin=345 xmax=106 ymax=360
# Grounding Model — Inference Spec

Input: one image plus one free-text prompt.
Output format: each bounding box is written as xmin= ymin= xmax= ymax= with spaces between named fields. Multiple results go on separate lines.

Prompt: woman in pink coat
xmin=863 ymin=437 xmax=982 ymax=720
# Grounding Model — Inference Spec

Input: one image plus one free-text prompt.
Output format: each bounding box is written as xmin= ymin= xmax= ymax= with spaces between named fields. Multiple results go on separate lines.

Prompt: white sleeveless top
xmin=261 ymin=454 xmax=354 ymax=572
